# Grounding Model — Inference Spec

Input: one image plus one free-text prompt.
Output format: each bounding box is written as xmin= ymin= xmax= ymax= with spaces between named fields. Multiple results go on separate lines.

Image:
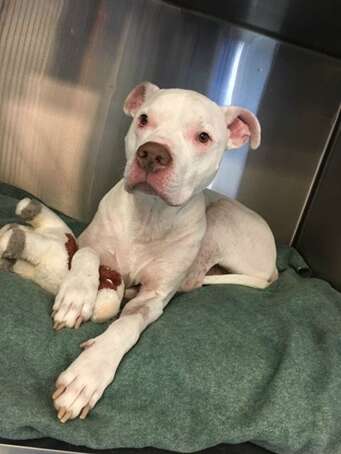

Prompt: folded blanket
xmin=1 ymin=183 xmax=341 ymax=454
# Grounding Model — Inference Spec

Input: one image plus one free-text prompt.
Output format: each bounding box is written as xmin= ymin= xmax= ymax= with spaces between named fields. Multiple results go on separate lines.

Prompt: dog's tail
xmin=202 ymin=274 xmax=271 ymax=289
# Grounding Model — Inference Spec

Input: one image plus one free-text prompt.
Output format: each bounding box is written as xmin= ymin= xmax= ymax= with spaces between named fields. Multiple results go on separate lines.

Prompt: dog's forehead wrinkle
xmin=148 ymin=90 xmax=220 ymax=124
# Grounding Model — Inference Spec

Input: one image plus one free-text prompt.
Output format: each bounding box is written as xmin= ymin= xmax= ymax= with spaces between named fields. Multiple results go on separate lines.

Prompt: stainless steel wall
xmin=167 ymin=0 xmax=341 ymax=59
xmin=295 ymin=118 xmax=341 ymax=290
xmin=0 ymin=0 xmax=340 ymax=244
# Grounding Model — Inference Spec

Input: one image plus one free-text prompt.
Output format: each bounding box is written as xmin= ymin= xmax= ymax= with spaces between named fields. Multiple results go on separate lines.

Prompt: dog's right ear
xmin=123 ymin=82 xmax=160 ymax=117
xmin=222 ymin=106 xmax=261 ymax=150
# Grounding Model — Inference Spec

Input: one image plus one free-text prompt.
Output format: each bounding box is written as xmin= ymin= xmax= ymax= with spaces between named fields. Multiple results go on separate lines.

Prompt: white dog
xmin=0 ymin=82 xmax=277 ymax=423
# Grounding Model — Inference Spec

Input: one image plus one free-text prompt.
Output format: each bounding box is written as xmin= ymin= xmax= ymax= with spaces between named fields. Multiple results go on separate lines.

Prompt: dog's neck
xmin=102 ymin=179 xmax=205 ymax=242
xmin=122 ymin=183 xmax=205 ymax=238
xmin=128 ymin=188 xmax=187 ymax=228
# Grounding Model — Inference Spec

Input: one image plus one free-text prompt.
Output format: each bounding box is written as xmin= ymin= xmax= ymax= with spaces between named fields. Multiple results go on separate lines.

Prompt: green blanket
xmin=1 ymin=183 xmax=341 ymax=454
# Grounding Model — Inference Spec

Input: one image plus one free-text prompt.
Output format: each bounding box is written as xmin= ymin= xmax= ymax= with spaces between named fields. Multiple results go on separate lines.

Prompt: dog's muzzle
xmin=136 ymin=141 xmax=172 ymax=173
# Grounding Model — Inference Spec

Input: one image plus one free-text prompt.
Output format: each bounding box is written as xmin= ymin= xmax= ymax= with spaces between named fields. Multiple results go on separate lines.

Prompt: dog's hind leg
xmin=179 ymin=238 xmax=220 ymax=292
xmin=180 ymin=198 xmax=277 ymax=292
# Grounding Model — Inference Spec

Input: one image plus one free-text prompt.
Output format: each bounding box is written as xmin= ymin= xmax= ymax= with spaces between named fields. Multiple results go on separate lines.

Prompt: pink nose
xmin=136 ymin=141 xmax=172 ymax=173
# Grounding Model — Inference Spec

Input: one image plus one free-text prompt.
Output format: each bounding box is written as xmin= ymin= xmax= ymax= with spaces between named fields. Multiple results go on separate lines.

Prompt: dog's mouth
xmin=126 ymin=180 xmax=180 ymax=206
xmin=133 ymin=182 xmax=159 ymax=197
xmin=125 ymin=158 xmax=183 ymax=206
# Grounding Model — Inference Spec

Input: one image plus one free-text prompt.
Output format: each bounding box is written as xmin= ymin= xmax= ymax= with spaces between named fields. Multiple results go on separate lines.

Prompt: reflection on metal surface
xmin=207 ymin=34 xmax=276 ymax=200
xmin=0 ymin=0 xmax=340 ymax=243
xmin=4 ymin=76 xmax=99 ymax=218
xmin=167 ymin=0 xmax=341 ymax=59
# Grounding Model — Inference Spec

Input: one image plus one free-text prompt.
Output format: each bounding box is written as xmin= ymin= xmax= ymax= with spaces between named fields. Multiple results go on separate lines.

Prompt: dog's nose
xmin=136 ymin=142 xmax=172 ymax=173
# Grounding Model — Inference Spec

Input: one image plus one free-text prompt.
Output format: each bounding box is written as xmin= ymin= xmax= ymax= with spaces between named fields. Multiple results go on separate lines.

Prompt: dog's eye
xmin=198 ymin=132 xmax=211 ymax=144
xmin=138 ymin=114 xmax=148 ymax=127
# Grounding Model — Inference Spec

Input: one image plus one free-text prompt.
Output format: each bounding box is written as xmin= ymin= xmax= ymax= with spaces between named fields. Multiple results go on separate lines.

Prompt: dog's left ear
xmin=123 ymin=82 xmax=160 ymax=117
xmin=222 ymin=106 xmax=261 ymax=150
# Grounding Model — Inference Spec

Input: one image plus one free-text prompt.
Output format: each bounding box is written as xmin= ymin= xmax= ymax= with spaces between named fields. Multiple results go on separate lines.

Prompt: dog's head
xmin=123 ymin=82 xmax=260 ymax=206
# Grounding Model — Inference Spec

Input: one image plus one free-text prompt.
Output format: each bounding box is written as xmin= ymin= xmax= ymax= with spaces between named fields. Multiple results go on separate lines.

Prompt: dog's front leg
xmin=52 ymin=247 xmax=100 ymax=330
xmin=52 ymin=286 xmax=171 ymax=422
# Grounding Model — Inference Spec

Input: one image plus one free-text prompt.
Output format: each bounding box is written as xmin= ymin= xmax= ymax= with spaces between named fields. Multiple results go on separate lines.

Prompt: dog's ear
xmin=123 ymin=82 xmax=160 ymax=117
xmin=221 ymin=106 xmax=261 ymax=150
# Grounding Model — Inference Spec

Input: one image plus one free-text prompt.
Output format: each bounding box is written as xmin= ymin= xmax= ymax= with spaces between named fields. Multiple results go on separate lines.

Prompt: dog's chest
xmin=80 ymin=181 xmax=205 ymax=286
xmin=79 ymin=212 xmax=176 ymax=286
xmin=118 ymin=223 xmax=179 ymax=286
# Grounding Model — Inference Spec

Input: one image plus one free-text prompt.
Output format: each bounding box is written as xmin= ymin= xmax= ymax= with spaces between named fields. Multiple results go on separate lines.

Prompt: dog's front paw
xmin=53 ymin=333 xmax=116 ymax=422
xmin=52 ymin=274 xmax=98 ymax=330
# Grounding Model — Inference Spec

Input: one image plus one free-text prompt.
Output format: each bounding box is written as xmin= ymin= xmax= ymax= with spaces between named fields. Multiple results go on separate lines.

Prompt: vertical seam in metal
xmin=290 ymin=102 xmax=341 ymax=246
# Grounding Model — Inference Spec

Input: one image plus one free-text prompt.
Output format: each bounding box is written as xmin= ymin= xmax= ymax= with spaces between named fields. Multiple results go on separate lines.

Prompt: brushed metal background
xmin=167 ymin=0 xmax=341 ymax=59
xmin=295 ymin=117 xmax=341 ymax=289
xmin=0 ymin=0 xmax=340 ymax=244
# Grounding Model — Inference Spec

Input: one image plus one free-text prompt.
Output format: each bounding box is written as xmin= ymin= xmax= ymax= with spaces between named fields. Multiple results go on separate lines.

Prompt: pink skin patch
xmin=125 ymin=85 xmax=146 ymax=115
xmin=228 ymin=117 xmax=250 ymax=147
xmin=184 ymin=126 xmax=213 ymax=152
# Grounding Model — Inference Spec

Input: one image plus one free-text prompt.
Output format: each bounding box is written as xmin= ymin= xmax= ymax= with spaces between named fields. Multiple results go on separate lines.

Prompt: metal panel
xmin=0 ymin=0 xmax=340 ymax=244
xmin=234 ymin=46 xmax=341 ymax=244
xmin=167 ymin=0 xmax=341 ymax=59
xmin=0 ymin=444 xmax=72 ymax=454
xmin=295 ymin=118 xmax=341 ymax=290
xmin=0 ymin=440 xmax=272 ymax=454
